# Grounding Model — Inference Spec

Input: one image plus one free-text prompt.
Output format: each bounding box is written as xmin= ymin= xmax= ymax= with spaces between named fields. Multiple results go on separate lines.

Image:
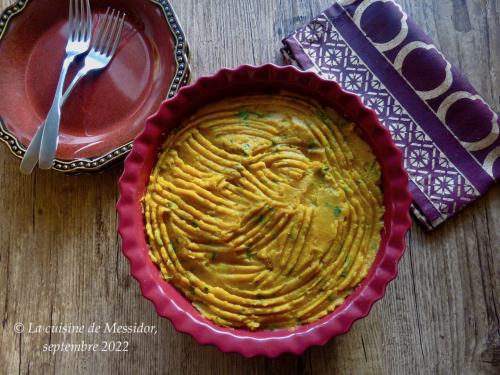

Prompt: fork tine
xmin=78 ymin=0 xmax=85 ymax=41
xmin=103 ymin=11 xmax=121 ymax=56
xmin=68 ymin=0 xmax=74 ymax=39
xmin=80 ymin=0 xmax=88 ymax=41
xmin=101 ymin=11 xmax=118 ymax=55
xmin=78 ymin=0 xmax=83 ymax=41
xmin=108 ymin=13 xmax=125 ymax=58
xmin=74 ymin=0 xmax=79 ymax=41
xmin=73 ymin=0 xmax=79 ymax=40
xmin=85 ymin=0 xmax=92 ymax=41
xmin=93 ymin=7 xmax=111 ymax=52
xmin=99 ymin=9 xmax=118 ymax=53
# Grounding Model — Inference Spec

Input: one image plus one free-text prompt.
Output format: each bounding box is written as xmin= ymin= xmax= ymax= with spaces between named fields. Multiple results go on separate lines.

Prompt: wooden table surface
xmin=0 ymin=0 xmax=498 ymax=374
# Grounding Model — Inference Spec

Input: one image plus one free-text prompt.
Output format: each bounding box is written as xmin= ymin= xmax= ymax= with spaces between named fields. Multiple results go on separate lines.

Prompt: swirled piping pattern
xmin=144 ymin=93 xmax=384 ymax=330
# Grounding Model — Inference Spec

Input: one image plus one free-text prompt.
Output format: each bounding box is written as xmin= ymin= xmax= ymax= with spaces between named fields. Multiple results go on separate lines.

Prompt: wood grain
xmin=0 ymin=0 xmax=498 ymax=374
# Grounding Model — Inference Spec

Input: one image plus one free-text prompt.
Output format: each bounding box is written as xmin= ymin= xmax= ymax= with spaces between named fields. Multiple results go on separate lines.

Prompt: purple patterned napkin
xmin=282 ymin=0 xmax=499 ymax=229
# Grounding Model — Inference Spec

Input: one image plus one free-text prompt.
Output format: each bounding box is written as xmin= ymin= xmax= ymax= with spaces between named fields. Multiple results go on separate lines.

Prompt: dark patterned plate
xmin=0 ymin=0 xmax=190 ymax=173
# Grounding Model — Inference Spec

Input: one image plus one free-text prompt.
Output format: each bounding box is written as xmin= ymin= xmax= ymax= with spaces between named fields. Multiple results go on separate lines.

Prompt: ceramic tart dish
xmin=0 ymin=0 xmax=190 ymax=173
xmin=117 ymin=64 xmax=412 ymax=357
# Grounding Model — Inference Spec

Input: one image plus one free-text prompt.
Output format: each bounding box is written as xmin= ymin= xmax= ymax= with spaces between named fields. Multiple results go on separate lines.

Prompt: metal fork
xmin=21 ymin=7 xmax=126 ymax=173
xmin=20 ymin=0 xmax=92 ymax=173
xmin=38 ymin=7 xmax=126 ymax=170
xmin=60 ymin=8 xmax=126 ymax=112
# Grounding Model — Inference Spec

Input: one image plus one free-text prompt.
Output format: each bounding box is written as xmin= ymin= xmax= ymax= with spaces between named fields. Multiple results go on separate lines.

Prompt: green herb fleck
xmin=154 ymin=229 xmax=163 ymax=246
xmin=317 ymin=109 xmax=330 ymax=125
xmin=190 ymin=221 xmax=199 ymax=228
xmin=256 ymin=215 xmax=266 ymax=224
xmin=264 ymin=203 xmax=275 ymax=212
xmin=238 ymin=110 xmax=264 ymax=121
xmin=287 ymin=232 xmax=297 ymax=240
xmin=203 ymin=287 xmax=209 ymax=294
xmin=308 ymin=140 xmax=319 ymax=149
xmin=241 ymin=143 xmax=251 ymax=155
xmin=327 ymin=293 xmax=337 ymax=302
xmin=238 ymin=110 xmax=250 ymax=121
xmin=256 ymin=293 xmax=264 ymax=300
xmin=340 ymin=255 xmax=351 ymax=278
xmin=366 ymin=160 xmax=378 ymax=175
xmin=325 ymin=203 xmax=342 ymax=218
xmin=333 ymin=206 xmax=342 ymax=217
xmin=245 ymin=249 xmax=254 ymax=259
xmin=189 ymin=286 xmax=195 ymax=294
xmin=168 ymin=242 xmax=177 ymax=252
xmin=211 ymin=252 xmax=217 ymax=261
xmin=341 ymin=185 xmax=353 ymax=195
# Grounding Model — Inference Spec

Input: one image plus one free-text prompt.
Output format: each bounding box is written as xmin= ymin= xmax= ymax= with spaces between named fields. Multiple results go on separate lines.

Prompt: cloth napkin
xmin=281 ymin=0 xmax=499 ymax=229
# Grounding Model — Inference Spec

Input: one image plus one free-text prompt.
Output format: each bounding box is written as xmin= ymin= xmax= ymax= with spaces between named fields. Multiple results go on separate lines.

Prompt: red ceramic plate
xmin=0 ymin=0 xmax=189 ymax=173
xmin=117 ymin=64 xmax=412 ymax=357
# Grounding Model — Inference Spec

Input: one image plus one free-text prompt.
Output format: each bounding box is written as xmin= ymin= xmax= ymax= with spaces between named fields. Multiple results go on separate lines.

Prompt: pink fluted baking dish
xmin=117 ymin=64 xmax=412 ymax=357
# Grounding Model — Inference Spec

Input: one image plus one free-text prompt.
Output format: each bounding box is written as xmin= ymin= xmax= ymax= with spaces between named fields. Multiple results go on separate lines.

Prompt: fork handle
xmin=19 ymin=64 xmax=89 ymax=174
xmin=38 ymin=55 xmax=76 ymax=170
xmin=19 ymin=124 xmax=45 ymax=174
xmin=62 ymin=67 xmax=90 ymax=102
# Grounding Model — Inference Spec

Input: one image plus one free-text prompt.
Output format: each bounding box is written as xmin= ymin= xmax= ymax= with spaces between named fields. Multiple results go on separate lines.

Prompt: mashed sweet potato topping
xmin=144 ymin=92 xmax=384 ymax=330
